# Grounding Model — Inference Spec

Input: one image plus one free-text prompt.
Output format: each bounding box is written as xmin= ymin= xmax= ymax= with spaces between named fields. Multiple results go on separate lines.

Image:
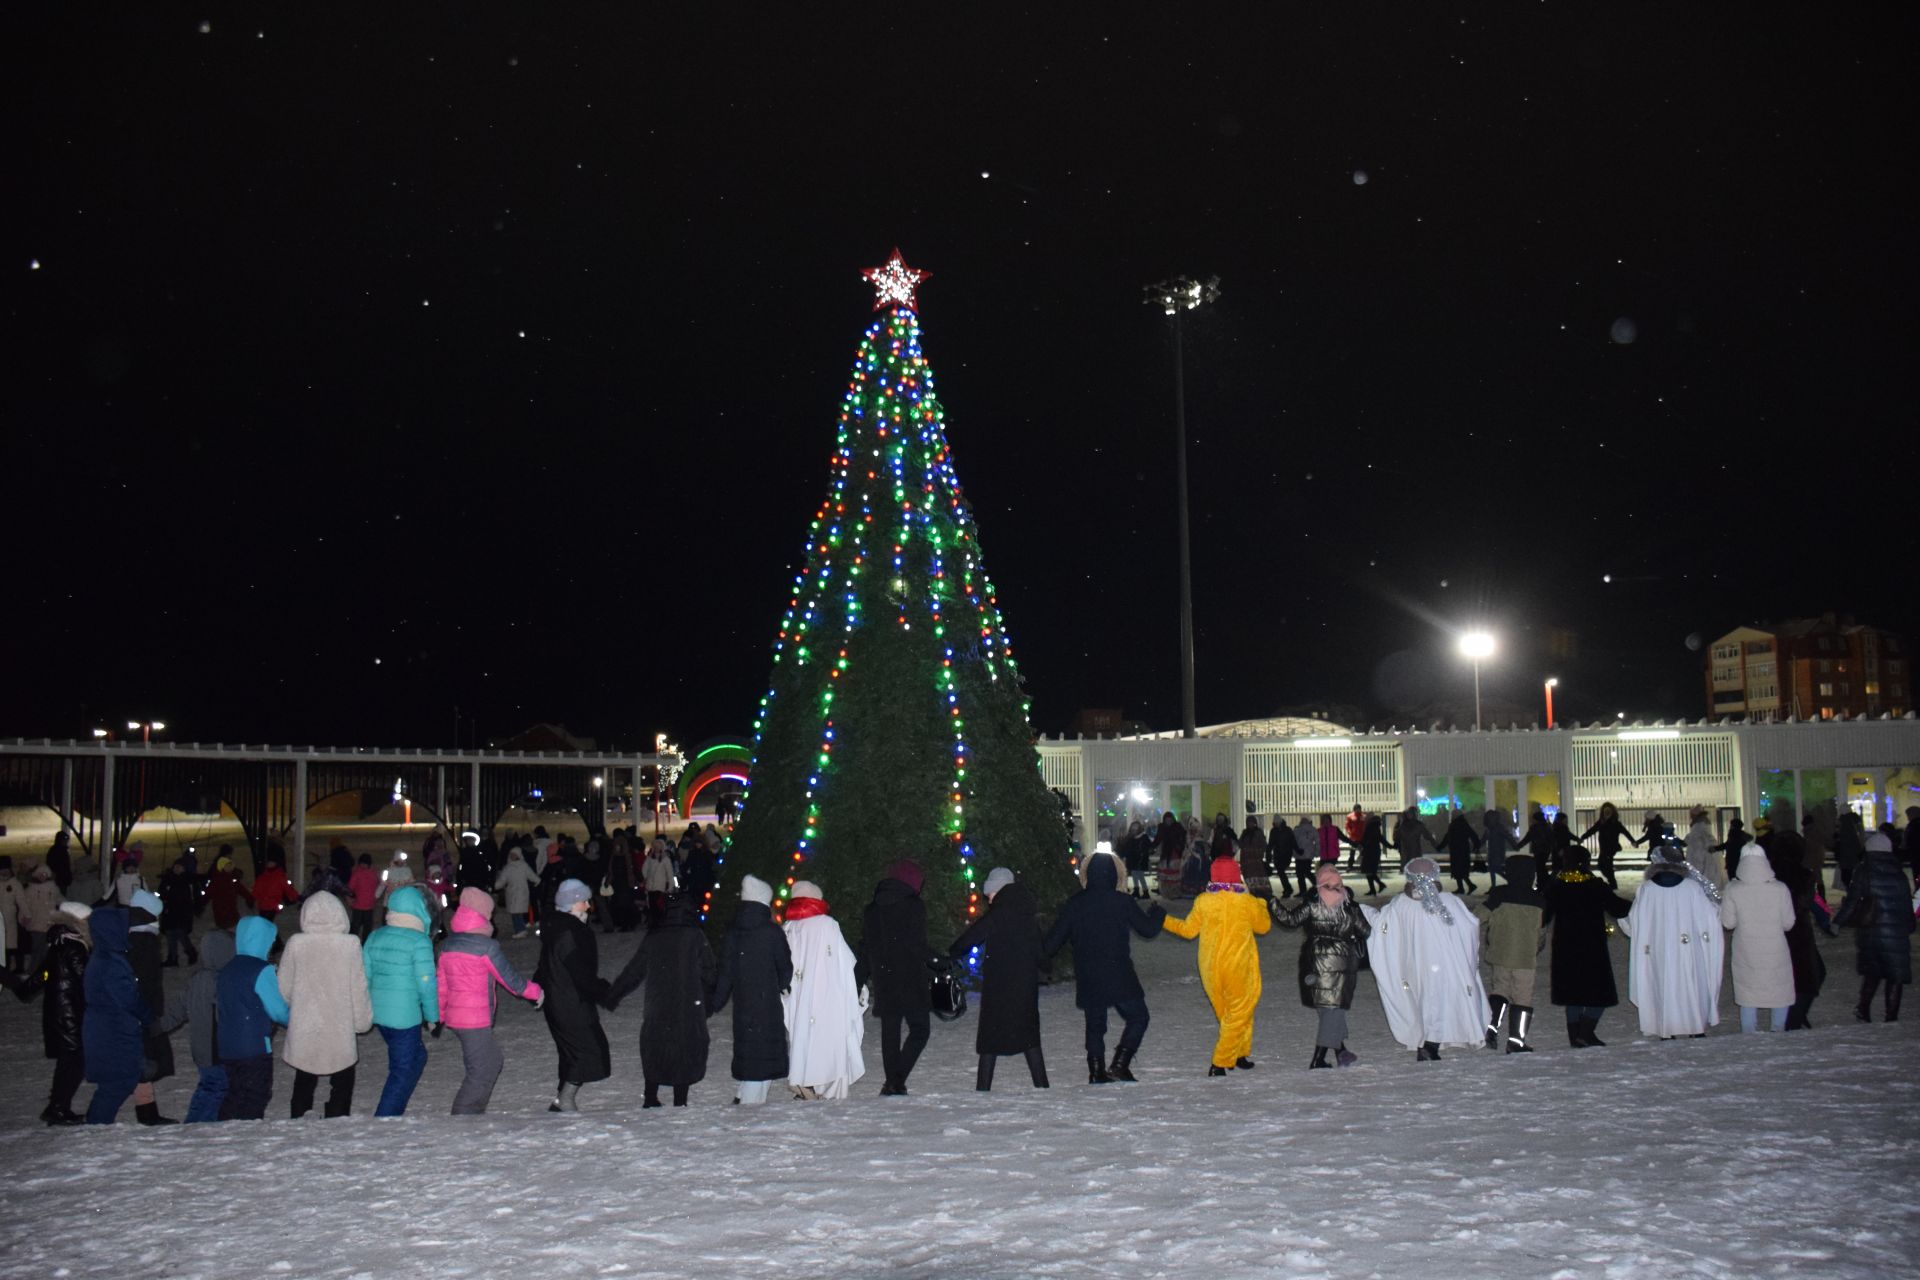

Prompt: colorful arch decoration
xmin=677 ymin=739 xmax=752 ymax=818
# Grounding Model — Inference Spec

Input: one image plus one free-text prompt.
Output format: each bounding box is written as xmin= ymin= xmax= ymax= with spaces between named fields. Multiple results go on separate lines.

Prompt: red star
xmin=862 ymin=248 xmax=929 ymax=311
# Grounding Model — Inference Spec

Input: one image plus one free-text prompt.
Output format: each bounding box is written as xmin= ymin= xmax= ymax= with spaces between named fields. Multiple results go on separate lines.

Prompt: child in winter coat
xmin=1472 ymin=853 xmax=1544 ymax=1052
xmin=1273 ymin=863 xmax=1372 ymax=1068
xmin=710 ymin=875 xmax=792 ymax=1105
xmin=126 ymin=889 xmax=177 ymax=1124
xmin=437 ymin=887 xmax=543 ymax=1114
xmin=494 ymin=848 xmax=538 ymax=938
xmin=279 ymin=891 xmax=374 ymax=1118
xmin=251 ymin=855 xmax=296 ymax=922
xmin=347 ymin=855 xmax=381 ymax=938
xmin=81 ymin=908 xmax=150 ymax=1124
xmin=216 ymin=916 xmax=291 ymax=1119
xmin=363 ymin=884 xmax=440 ymax=1115
xmin=952 ymin=868 xmax=1049 ymax=1092
xmin=155 ymin=929 xmax=237 ymax=1121
xmin=1720 ymin=846 xmax=1797 ymax=1032
xmin=607 ymin=890 xmax=720 ymax=1107
xmin=37 ymin=901 xmax=93 ymax=1124
xmin=1159 ymin=857 xmax=1272 ymax=1074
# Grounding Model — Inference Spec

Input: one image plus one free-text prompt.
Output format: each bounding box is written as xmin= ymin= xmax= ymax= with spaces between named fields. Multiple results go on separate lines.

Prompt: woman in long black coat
xmin=1437 ymin=811 xmax=1483 ymax=896
xmin=534 ymin=890 xmax=612 ymax=1111
xmin=1835 ymin=835 xmax=1914 ymax=1022
xmin=1041 ymin=854 xmax=1163 ymax=1082
xmin=1357 ymin=815 xmax=1389 ymax=896
xmin=606 ymin=895 xmax=716 ymax=1106
xmin=1272 ymin=864 xmax=1372 ymax=1068
xmin=1764 ymin=841 xmax=1825 ymax=1030
xmin=126 ymin=894 xmax=175 ymax=1123
xmin=950 ymin=874 xmax=1048 ymax=1091
xmin=709 ymin=875 xmax=792 ymax=1104
xmin=1541 ymin=848 xmax=1632 ymax=1047
xmin=37 ymin=907 xmax=91 ymax=1124
xmin=854 ymin=860 xmax=941 ymax=1096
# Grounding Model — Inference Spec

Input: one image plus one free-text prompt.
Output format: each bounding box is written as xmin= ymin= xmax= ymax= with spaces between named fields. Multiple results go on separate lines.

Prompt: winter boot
xmin=1582 ymin=1018 xmax=1606 ymax=1047
xmin=1569 ymin=1017 xmax=1593 ymax=1047
xmin=1108 ymin=1047 xmax=1138 ymax=1082
xmin=548 ymin=1082 xmax=579 ymax=1113
xmin=975 ymin=1054 xmax=997 ymax=1092
xmin=1416 ymin=1041 xmax=1442 ymax=1062
xmin=1025 ymin=1046 xmax=1050 ymax=1089
xmin=1857 ymin=977 xmax=1880 ymax=1023
xmin=1887 ymin=982 xmax=1904 ymax=1023
xmin=134 ymin=1102 xmax=177 ymax=1126
xmin=1235 ymin=1057 xmax=1256 ymax=1071
xmin=1335 ymin=1044 xmax=1358 ymax=1068
xmin=1507 ymin=1005 xmax=1534 ymax=1052
xmin=1485 ymin=995 xmax=1510 ymax=1050
xmin=1088 ymin=1053 xmax=1113 ymax=1085
xmin=40 ymin=1102 xmax=83 ymax=1126
xmin=643 ymin=1084 xmax=662 ymax=1109
xmin=1207 ymin=1064 xmax=1229 ymax=1077
xmin=1309 ymin=1046 xmax=1331 ymax=1069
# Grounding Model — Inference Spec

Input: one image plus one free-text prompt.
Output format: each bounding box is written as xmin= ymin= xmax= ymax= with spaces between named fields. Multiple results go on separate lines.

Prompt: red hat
xmin=1209 ymin=856 xmax=1242 ymax=885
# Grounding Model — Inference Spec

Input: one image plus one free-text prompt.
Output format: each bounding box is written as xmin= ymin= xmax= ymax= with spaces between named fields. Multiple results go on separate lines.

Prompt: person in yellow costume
xmin=1158 ymin=856 xmax=1272 ymax=1075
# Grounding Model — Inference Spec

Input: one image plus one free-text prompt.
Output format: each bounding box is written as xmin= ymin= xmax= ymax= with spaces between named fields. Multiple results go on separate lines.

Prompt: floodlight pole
xmin=1145 ymin=275 xmax=1220 ymax=740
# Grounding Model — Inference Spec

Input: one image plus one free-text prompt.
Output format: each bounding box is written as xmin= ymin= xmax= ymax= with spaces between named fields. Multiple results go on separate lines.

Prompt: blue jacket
xmin=81 ymin=910 xmax=150 ymax=1084
xmin=216 ymin=916 xmax=290 ymax=1061
xmin=363 ymin=885 xmax=440 ymax=1028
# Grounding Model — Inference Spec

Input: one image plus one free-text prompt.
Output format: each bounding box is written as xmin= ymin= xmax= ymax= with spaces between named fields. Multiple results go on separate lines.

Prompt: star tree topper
xmin=862 ymin=247 xmax=929 ymax=311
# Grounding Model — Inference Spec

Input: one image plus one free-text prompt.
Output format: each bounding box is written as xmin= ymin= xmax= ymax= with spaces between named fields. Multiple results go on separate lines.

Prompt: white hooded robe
xmin=1620 ymin=873 xmax=1723 ymax=1036
xmin=1362 ymin=891 xmax=1488 ymax=1049
xmin=782 ymin=912 xmax=866 ymax=1099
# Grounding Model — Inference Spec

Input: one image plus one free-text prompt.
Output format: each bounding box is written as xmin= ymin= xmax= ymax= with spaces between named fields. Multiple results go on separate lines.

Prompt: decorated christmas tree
xmin=727 ymin=250 xmax=1073 ymax=933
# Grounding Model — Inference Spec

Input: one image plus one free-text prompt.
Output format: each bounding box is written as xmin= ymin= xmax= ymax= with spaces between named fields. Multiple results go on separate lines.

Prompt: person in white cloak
xmin=780 ymin=880 xmax=866 ymax=1100
xmin=1620 ymin=844 xmax=1723 ymax=1038
xmin=1683 ymin=806 xmax=1717 ymax=886
xmin=1361 ymin=856 xmax=1488 ymax=1060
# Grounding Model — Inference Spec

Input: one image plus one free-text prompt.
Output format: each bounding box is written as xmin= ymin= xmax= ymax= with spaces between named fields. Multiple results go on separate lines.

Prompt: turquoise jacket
xmin=363 ymin=885 xmax=441 ymax=1028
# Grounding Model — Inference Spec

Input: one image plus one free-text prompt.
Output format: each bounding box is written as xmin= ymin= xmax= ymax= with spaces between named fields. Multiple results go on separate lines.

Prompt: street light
xmin=1457 ymin=632 xmax=1496 ymax=731
xmin=1144 ymin=273 xmax=1220 ymax=739
xmin=1544 ymin=677 xmax=1559 ymax=729
xmin=127 ymin=720 xmax=166 ymax=743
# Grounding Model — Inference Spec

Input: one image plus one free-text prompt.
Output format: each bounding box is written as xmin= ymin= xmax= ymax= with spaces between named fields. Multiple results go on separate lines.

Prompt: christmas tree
xmin=727 ymin=250 xmax=1073 ymax=934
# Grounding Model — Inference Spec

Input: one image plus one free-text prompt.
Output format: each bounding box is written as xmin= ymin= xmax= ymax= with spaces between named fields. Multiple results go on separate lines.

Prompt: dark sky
xmin=12 ymin=7 xmax=1909 ymax=748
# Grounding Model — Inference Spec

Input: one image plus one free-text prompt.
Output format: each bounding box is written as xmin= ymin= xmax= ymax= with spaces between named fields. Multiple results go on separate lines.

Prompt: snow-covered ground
xmin=3 ymin=880 xmax=1916 ymax=1279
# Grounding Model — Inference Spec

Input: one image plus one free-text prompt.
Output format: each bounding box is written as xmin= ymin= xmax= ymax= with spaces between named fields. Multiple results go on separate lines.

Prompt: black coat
xmin=855 ymin=878 xmax=937 ymax=1016
xmin=709 ymin=900 xmax=793 ymax=1082
xmin=1834 ymin=850 xmax=1916 ymax=983
xmin=1541 ymin=872 xmax=1632 ymax=1007
xmin=950 ymin=882 xmax=1046 ymax=1055
xmin=127 ymin=927 xmax=174 ymax=1081
xmin=535 ymin=911 xmax=611 ymax=1084
xmin=607 ymin=900 xmax=716 ymax=1086
xmin=1273 ymin=893 xmax=1372 ymax=1009
xmin=158 ymin=869 xmax=198 ymax=931
xmin=1041 ymin=856 xmax=1161 ymax=1010
xmin=1438 ymin=817 xmax=1482 ymax=878
xmin=40 ymin=920 xmax=89 ymax=1058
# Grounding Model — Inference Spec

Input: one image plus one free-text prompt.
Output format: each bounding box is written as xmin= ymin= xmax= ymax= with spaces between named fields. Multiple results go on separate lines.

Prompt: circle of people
xmin=2 ymin=798 xmax=1913 ymax=1126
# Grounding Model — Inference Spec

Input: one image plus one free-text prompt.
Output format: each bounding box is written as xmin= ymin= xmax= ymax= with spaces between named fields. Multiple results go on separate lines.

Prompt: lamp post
xmin=127 ymin=720 xmax=165 ymax=744
xmin=1144 ymin=274 xmax=1220 ymax=739
xmin=1544 ymin=677 xmax=1558 ymax=729
xmin=1458 ymin=632 xmax=1496 ymax=731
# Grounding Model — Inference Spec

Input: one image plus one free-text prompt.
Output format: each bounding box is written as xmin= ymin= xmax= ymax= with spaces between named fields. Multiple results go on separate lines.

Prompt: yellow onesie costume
xmin=1159 ymin=864 xmax=1271 ymax=1068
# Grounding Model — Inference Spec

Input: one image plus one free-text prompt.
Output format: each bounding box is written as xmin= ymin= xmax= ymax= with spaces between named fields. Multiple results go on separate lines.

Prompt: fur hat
xmin=982 ymin=867 xmax=1016 ymax=900
xmin=458 ymin=887 xmax=495 ymax=918
xmin=740 ymin=874 xmax=773 ymax=907
xmin=790 ymin=880 xmax=824 ymax=900
xmin=554 ymin=879 xmax=592 ymax=911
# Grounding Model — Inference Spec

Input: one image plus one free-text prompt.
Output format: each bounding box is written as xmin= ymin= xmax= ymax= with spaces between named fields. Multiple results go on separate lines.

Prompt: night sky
xmin=13 ymin=8 xmax=1908 ymax=749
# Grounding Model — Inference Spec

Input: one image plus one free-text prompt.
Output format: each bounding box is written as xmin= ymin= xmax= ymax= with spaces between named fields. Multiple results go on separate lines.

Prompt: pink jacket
xmin=434 ymin=904 xmax=541 ymax=1029
xmin=347 ymin=866 xmax=380 ymax=912
xmin=1316 ymin=825 xmax=1343 ymax=863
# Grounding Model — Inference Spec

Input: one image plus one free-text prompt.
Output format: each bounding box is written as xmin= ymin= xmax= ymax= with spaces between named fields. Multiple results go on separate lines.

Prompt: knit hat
xmin=1864 ymin=832 xmax=1893 ymax=853
xmin=131 ymin=888 xmax=163 ymax=917
xmin=554 ymin=879 xmax=592 ymax=911
xmin=1209 ymin=856 xmax=1242 ymax=886
xmin=458 ymin=887 xmax=495 ymax=918
xmin=740 ymin=874 xmax=773 ymax=906
xmin=883 ymin=858 xmax=925 ymax=894
xmin=790 ymin=880 xmax=824 ymax=900
xmin=59 ymin=901 xmax=93 ymax=920
xmin=982 ymin=867 xmax=1015 ymax=900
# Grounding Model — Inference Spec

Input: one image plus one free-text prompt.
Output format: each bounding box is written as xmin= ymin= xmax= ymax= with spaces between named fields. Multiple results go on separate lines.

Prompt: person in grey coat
xmin=154 ymin=929 xmax=237 ymax=1122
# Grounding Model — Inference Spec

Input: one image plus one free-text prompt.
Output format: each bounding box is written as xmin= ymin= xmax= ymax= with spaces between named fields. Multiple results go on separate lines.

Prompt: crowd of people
xmin=0 ymin=796 xmax=1914 ymax=1126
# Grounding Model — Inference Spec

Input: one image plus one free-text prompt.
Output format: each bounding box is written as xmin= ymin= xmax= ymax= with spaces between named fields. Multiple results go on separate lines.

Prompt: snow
xmin=4 ymin=877 xmax=1917 ymax=1279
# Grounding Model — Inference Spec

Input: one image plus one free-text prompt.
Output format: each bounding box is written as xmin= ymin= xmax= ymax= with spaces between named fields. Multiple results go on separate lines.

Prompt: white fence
xmin=1571 ymin=733 xmax=1738 ymax=810
xmin=1037 ymin=743 xmax=1086 ymax=820
xmin=1242 ymin=742 xmax=1403 ymax=818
